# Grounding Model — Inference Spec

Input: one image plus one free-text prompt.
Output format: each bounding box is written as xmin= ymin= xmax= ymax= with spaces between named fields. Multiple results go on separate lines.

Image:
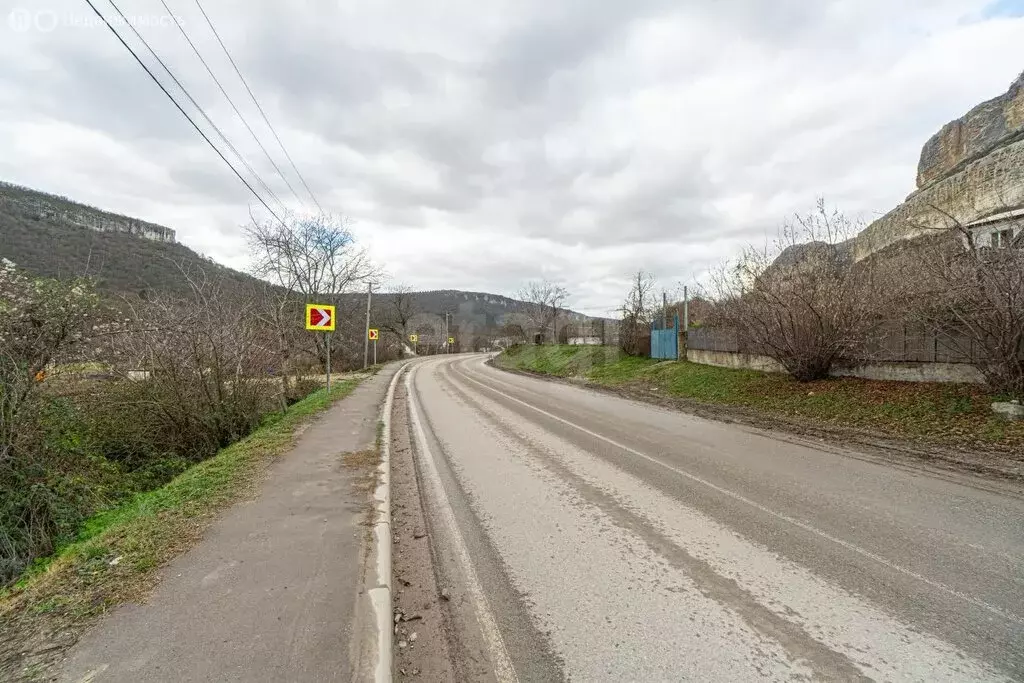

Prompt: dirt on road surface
xmin=397 ymin=354 xmax=1024 ymax=681
xmin=390 ymin=377 xmax=457 ymax=681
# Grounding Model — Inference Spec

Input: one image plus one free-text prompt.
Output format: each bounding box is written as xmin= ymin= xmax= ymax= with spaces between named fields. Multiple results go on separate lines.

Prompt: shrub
xmin=286 ymin=378 xmax=321 ymax=406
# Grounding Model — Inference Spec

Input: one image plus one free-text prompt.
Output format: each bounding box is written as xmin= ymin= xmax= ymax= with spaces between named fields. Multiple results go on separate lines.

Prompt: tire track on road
xmin=434 ymin=364 xmax=872 ymax=680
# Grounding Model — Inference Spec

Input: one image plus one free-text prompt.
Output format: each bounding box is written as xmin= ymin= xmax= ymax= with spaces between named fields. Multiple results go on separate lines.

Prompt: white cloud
xmin=0 ymin=0 xmax=1022 ymax=315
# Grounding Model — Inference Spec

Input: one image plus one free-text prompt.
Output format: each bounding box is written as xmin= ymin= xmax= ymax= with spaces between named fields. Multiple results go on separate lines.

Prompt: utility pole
xmin=683 ymin=286 xmax=689 ymax=331
xmin=551 ymin=304 xmax=557 ymax=345
xmin=662 ymin=291 xmax=668 ymax=330
xmin=363 ymin=283 xmax=372 ymax=369
xmin=444 ymin=312 xmax=450 ymax=354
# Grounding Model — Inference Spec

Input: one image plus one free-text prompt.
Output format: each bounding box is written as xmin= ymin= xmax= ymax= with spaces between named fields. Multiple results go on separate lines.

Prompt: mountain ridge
xmin=0 ymin=180 xmax=601 ymax=325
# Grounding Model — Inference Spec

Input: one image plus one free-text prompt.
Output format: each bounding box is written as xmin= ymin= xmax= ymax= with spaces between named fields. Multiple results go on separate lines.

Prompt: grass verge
xmin=495 ymin=345 xmax=1024 ymax=450
xmin=0 ymin=379 xmax=361 ymax=682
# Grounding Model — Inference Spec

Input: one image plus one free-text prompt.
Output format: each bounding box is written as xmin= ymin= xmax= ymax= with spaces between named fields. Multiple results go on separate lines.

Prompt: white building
xmin=967 ymin=208 xmax=1023 ymax=249
xmin=567 ymin=336 xmax=602 ymax=346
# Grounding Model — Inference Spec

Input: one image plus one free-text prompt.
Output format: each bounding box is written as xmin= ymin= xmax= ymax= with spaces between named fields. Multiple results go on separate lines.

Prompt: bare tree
xmin=409 ymin=313 xmax=446 ymax=355
xmin=378 ymin=284 xmax=418 ymax=342
xmin=517 ymin=279 xmax=570 ymax=343
xmin=106 ymin=264 xmax=279 ymax=456
xmin=498 ymin=314 xmax=530 ymax=346
xmin=250 ymin=281 xmax=305 ymax=400
xmin=709 ymin=199 xmax=888 ymax=381
xmin=619 ymin=269 xmax=658 ymax=356
xmin=245 ymin=212 xmax=379 ymax=367
xmin=909 ymin=207 xmax=1024 ymax=397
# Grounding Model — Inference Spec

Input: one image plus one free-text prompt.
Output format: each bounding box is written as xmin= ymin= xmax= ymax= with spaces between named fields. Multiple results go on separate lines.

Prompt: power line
xmin=83 ymin=0 xmax=285 ymax=224
xmin=159 ymin=0 xmax=305 ymax=210
xmin=193 ymin=0 xmax=324 ymax=214
xmin=102 ymin=0 xmax=287 ymax=216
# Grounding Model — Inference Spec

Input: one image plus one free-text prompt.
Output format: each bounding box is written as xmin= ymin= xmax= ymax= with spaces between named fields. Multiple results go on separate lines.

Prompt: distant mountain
xmin=387 ymin=289 xmax=589 ymax=326
xmin=0 ymin=181 xmax=602 ymax=327
xmin=0 ymin=181 xmax=175 ymax=242
xmin=0 ymin=181 xmax=261 ymax=299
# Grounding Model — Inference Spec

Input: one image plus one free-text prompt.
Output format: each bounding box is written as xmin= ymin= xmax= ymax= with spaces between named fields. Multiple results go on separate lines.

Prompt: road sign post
xmin=409 ymin=334 xmax=418 ymax=355
xmin=448 ymin=336 xmax=455 ymax=353
xmin=306 ymin=304 xmax=336 ymax=392
xmin=368 ymin=328 xmax=379 ymax=367
xmin=363 ymin=284 xmax=372 ymax=370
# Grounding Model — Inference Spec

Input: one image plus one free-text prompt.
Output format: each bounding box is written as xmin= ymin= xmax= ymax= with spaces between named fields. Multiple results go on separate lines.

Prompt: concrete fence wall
xmin=684 ymin=348 xmax=985 ymax=384
xmin=685 ymin=326 xmax=991 ymax=384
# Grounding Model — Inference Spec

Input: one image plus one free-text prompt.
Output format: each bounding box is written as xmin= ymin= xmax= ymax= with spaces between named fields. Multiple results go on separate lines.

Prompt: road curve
xmin=402 ymin=354 xmax=1024 ymax=682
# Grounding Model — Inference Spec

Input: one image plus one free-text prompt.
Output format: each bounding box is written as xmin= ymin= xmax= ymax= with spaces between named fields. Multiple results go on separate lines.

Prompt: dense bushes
xmin=1 ymin=392 xmax=133 ymax=583
xmin=709 ymin=201 xmax=894 ymax=381
xmin=0 ymin=376 xmax=289 ymax=585
xmin=0 ymin=265 xmax=316 ymax=586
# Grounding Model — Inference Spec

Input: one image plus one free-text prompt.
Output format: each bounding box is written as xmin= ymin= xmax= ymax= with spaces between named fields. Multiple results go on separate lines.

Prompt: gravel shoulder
xmin=390 ymin=376 xmax=458 ymax=682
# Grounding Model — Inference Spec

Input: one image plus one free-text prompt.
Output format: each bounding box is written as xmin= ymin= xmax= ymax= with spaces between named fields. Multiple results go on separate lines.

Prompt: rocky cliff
xmin=916 ymin=71 xmax=1024 ymax=189
xmin=852 ymin=72 xmax=1024 ymax=260
xmin=0 ymin=181 xmax=175 ymax=243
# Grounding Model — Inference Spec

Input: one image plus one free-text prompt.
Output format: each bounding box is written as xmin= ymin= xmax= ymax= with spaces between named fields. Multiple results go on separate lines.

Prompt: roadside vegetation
xmin=496 ymin=345 xmax=1024 ymax=449
xmin=0 ymin=212 xmax=386 ymax=592
xmin=609 ymin=200 xmax=1022 ymax=401
xmin=0 ymin=380 xmax=360 ymax=680
xmin=0 ymin=264 xmax=307 ymax=589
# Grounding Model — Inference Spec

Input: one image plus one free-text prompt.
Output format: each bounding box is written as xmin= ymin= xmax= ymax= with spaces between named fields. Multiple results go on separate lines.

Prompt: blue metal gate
xmin=651 ymin=314 xmax=679 ymax=360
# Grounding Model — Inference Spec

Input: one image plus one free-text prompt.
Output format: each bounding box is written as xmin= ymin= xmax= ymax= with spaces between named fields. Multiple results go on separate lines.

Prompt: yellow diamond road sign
xmin=448 ymin=337 xmax=455 ymax=344
xmin=305 ymin=304 xmax=336 ymax=331
xmin=409 ymin=334 xmax=419 ymax=343
xmin=368 ymin=328 xmax=379 ymax=340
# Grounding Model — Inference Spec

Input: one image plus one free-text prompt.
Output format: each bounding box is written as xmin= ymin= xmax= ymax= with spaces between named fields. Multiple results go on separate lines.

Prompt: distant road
xmin=405 ymin=355 xmax=1024 ymax=681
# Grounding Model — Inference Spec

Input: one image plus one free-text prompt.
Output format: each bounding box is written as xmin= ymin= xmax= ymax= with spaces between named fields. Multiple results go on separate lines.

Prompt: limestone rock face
xmin=0 ymin=181 xmax=176 ymax=243
xmin=847 ymin=73 xmax=1024 ymax=261
xmin=854 ymin=137 xmax=1024 ymax=259
xmin=916 ymin=72 xmax=1024 ymax=189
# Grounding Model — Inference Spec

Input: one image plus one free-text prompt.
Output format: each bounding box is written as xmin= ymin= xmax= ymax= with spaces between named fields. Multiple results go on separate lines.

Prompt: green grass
xmin=0 ymin=379 xmax=361 ymax=680
xmin=496 ymin=345 xmax=1024 ymax=449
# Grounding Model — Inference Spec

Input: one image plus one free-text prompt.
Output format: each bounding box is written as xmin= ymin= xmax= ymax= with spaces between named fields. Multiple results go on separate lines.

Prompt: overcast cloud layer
xmin=1 ymin=0 xmax=1022 ymax=314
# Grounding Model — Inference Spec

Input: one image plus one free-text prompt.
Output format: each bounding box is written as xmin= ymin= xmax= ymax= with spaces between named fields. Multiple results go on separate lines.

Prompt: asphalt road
xmin=405 ymin=355 xmax=1024 ymax=682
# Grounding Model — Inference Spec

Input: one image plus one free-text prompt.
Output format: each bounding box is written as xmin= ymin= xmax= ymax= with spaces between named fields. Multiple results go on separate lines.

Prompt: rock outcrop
xmin=851 ymin=72 xmax=1024 ymax=260
xmin=916 ymin=71 xmax=1024 ymax=190
xmin=0 ymin=181 xmax=175 ymax=243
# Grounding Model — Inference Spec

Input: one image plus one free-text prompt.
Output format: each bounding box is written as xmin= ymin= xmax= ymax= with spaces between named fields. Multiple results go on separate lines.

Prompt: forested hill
xmin=0 ymin=181 xmax=261 ymax=299
xmin=0 ymin=181 xmax=600 ymax=323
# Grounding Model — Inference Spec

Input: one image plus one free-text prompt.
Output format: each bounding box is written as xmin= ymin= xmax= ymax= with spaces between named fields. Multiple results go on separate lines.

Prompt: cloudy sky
xmin=1 ymin=0 xmax=1022 ymax=314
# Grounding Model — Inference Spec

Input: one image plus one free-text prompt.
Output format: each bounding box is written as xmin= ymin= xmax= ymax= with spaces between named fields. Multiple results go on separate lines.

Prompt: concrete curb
xmin=369 ymin=364 xmax=406 ymax=683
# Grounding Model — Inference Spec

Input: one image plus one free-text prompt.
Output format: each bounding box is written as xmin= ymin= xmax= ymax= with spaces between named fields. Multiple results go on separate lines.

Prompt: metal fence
xmin=687 ymin=323 xmax=1004 ymax=365
xmin=686 ymin=327 xmax=740 ymax=354
xmin=651 ymin=315 xmax=680 ymax=360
